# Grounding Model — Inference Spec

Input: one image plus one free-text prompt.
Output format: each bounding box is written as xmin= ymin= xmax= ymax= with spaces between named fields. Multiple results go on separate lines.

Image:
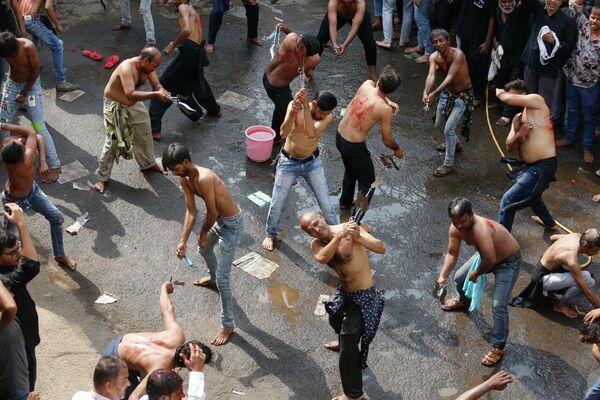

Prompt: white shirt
xmin=71 ymin=391 xmax=112 ymax=400
xmin=139 ymin=371 xmax=206 ymax=400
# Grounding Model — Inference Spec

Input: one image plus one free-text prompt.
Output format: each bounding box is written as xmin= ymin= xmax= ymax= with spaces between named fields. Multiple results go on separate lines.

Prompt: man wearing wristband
xmin=262 ymin=88 xmax=338 ymax=251
xmin=0 ymin=31 xmax=62 ymax=182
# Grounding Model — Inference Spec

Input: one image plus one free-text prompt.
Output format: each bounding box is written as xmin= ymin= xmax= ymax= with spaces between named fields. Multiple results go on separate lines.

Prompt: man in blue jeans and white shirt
xmin=18 ymin=0 xmax=78 ymax=92
xmin=0 ymin=31 xmax=62 ymax=182
xmin=163 ymin=142 xmax=243 ymax=347
xmin=437 ymin=197 xmax=521 ymax=367
xmin=262 ymin=88 xmax=338 ymax=252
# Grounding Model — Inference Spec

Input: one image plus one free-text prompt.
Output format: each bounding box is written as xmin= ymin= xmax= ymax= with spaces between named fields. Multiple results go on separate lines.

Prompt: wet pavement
xmin=14 ymin=0 xmax=600 ymax=398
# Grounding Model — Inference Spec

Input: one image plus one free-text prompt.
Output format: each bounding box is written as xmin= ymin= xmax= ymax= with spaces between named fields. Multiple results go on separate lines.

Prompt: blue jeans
xmin=198 ymin=213 xmax=244 ymax=329
xmin=585 ymin=376 xmax=600 ymax=400
xmin=454 ymin=252 xmax=521 ymax=349
xmin=0 ymin=78 xmax=60 ymax=169
xmin=414 ymin=0 xmax=433 ymax=54
xmin=399 ymin=0 xmax=414 ymax=45
xmin=498 ymin=165 xmax=555 ymax=232
xmin=381 ymin=0 xmax=395 ymax=44
xmin=373 ymin=0 xmax=383 ymax=17
xmin=2 ymin=181 xmax=66 ymax=257
xmin=435 ymin=92 xmax=465 ymax=167
xmin=563 ymin=79 xmax=600 ymax=151
xmin=266 ymin=154 xmax=339 ymax=237
xmin=120 ymin=0 xmax=155 ymax=44
xmin=24 ymin=19 xmax=66 ymax=84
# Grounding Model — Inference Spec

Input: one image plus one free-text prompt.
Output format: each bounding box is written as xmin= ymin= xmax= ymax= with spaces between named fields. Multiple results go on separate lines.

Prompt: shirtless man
xmin=264 ymin=23 xmax=321 ymax=143
xmin=317 ymin=0 xmax=377 ymax=81
xmin=511 ymin=230 xmax=600 ymax=318
xmin=163 ymin=143 xmax=243 ymax=346
xmin=336 ymin=65 xmax=403 ymax=210
xmin=262 ymin=88 xmax=338 ymax=251
xmin=300 ymin=211 xmax=385 ymax=400
xmin=149 ymin=0 xmax=220 ymax=141
xmin=423 ymin=28 xmax=474 ymax=177
xmin=94 ymin=47 xmax=170 ymax=194
xmin=0 ymin=31 xmax=62 ymax=182
xmin=0 ymin=122 xmax=76 ymax=270
xmin=18 ymin=0 xmax=78 ymax=91
xmin=438 ymin=197 xmax=521 ymax=366
xmin=102 ymin=281 xmax=209 ymax=400
xmin=495 ymin=78 xmax=557 ymax=232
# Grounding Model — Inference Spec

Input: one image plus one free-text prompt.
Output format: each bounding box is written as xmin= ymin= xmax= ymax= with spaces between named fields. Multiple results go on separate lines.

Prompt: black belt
xmin=281 ymin=148 xmax=319 ymax=163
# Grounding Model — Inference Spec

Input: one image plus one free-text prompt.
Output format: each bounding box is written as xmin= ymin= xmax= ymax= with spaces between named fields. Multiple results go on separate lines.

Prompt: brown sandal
xmin=441 ymin=297 xmax=468 ymax=311
xmin=433 ymin=165 xmax=455 ymax=177
xmin=481 ymin=347 xmax=505 ymax=366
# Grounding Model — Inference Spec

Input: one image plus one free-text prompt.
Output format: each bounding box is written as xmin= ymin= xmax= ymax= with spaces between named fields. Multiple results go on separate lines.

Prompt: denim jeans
xmin=2 ymin=181 xmax=65 ymax=257
xmin=564 ymin=79 xmax=600 ymax=150
xmin=381 ymin=0 xmax=396 ymax=44
xmin=198 ymin=212 xmax=243 ymax=329
xmin=435 ymin=92 xmax=465 ymax=167
xmin=120 ymin=0 xmax=155 ymax=44
xmin=454 ymin=252 xmax=521 ymax=349
xmin=414 ymin=0 xmax=433 ymax=54
xmin=498 ymin=165 xmax=555 ymax=232
xmin=0 ymin=77 xmax=60 ymax=168
xmin=543 ymin=270 xmax=595 ymax=306
xmin=373 ymin=0 xmax=383 ymax=17
xmin=266 ymin=154 xmax=339 ymax=237
xmin=585 ymin=376 xmax=600 ymax=400
xmin=24 ymin=19 xmax=66 ymax=84
xmin=399 ymin=0 xmax=414 ymax=45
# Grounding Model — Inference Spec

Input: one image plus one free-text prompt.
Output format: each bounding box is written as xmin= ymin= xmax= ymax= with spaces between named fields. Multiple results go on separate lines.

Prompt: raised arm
xmin=352 ymin=223 xmax=386 ymax=254
xmin=310 ymin=232 xmax=345 ymax=264
xmin=280 ymin=94 xmax=302 ymax=138
xmin=176 ymin=179 xmax=198 ymax=259
xmin=495 ymin=89 xmax=546 ymax=109
xmin=159 ymin=281 xmax=181 ymax=331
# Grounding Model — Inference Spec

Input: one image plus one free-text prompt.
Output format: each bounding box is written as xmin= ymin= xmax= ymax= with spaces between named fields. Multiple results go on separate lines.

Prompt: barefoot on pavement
xmin=247 ymin=37 xmax=264 ymax=46
xmin=324 ymin=340 xmax=340 ymax=352
xmin=211 ymin=327 xmax=234 ymax=346
xmin=94 ymin=180 xmax=106 ymax=193
xmin=45 ymin=167 xmax=61 ymax=183
xmin=55 ymin=255 xmax=77 ymax=271
xmin=553 ymin=301 xmax=578 ymax=318
xmin=262 ymin=236 xmax=275 ymax=251
xmin=531 ymin=216 xmax=558 ymax=231
xmin=193 ymin=277 xmax=217 ymax=287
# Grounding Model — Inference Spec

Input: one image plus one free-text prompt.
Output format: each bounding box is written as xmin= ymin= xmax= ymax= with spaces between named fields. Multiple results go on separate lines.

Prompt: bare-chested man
xmin=0 ymin=122 xmax=76 ymax=270
xmin=317 ymin=0 xmax=377 ymax=81
xmin=264 ymin=23 xmax=321 ymax=143
xmin=438 ymin=198 xmax=521 ymax=366
xmin=18 ymin=0 xmax=78 ymax=91
xmin=300 ymin=211 xmax=385 ymax=400
xmin=495 ymin=78 xmax=557 ymax=232
xmin=262 ymin=88 xmax=338 ymax=251
xmin=423 ymin=28 xmax=475 ymax=177
xmin=511 ymin=229 xmax=600 ymax=318
xmin=163 ymin=142 xmax=243 ymax=346
xmin=0 ymin=31 xmax=62 ymax=182
xmin=149 ymin=0 xmax=220 ymax=141
xmin=102 ymin=281 xmax=209 ymax=400
xmin=336 ymin=65 xmax=403 ymax=210
xmin=94 ymin=47 xmax=170 ymax=194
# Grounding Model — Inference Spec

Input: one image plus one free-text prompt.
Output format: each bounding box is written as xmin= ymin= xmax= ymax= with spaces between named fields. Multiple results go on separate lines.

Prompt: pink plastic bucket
xmin=245 ymin=125 xmax=276 ymax=162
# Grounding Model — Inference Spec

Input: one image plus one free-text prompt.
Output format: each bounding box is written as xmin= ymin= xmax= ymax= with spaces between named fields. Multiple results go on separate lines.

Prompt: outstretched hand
xmin=486 ymin=371 xmax=513 ymax=391
xmin=585 ymin=308 xmax=600 ymax=325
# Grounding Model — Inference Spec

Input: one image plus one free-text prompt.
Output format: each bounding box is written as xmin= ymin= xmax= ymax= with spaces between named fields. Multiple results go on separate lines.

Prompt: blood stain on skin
xmin=350 ymin=97 xmax=369 ymax=130
xmin=485 ymin=220 xmax=495 ymax=231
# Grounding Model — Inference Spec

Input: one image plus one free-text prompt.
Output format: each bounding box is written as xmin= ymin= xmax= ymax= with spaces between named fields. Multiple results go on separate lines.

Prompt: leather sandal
xmin=481 ymin=347 xmax=505 ymax=367
xmin=433 ymin=165 xmax=455 ymax=177
xmin=441 ymin=297 xmax=468 ymax=311
xmin=435 ymin=142 xmax=463 ymax=153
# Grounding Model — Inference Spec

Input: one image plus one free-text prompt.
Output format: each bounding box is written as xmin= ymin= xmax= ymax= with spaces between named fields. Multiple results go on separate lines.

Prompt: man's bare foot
xmin=584 ymin=150 xmax=594 ymax=164
xmin=555 ymin=138 xmax=574 ymax=148
xmin=94 ymin=180 xmax=106 ymax=193
xmin=205 ymin=43 xmax=215 ymax=54
xmin=44 ymin=167 xmax=61 ymax=183
xmin=404 ymin=46 xmax=423 ymax=54
xmin=593 ymin=194 xmax=600 ymax=203
xmin=496 ymin=116 xmax=510 ymax=126
xmin=376 ymin=40 xmax=391 ymax=49
xmin=145 ymin=164 xmax=165 ymax=174
xmin=531 ymin=216 xmax=558 ymax=230
xmin=211 ymin=327 xmax=234 ymax=346
xmin=415 ymin=54 xmax=429 ymax=64
xmin=152 ymin=132 xmax=161 ymax=141
xmin=553 ymin=301 xmax=578 ymax=318
xmin=262 ymin=236 xmax=275 ymax=251
xmin=55 ymin=255 xmax=77 ymax=271
xmin=324 ymin=340 xmax=340 ymax=352
xmin=193 ymin=277 xmax=217 ymax=287
xmin=247 ymin=37 xmax=263 ymax=46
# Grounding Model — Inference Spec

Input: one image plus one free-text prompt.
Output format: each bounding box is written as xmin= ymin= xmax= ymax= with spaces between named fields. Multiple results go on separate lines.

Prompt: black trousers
xmin=336 ymin=132 xmax=375 ymax=207
xmin=25 ymin=344 xmax=36 ymax=391
xmin=263 ymin=72 xmax=292 ymax=141
xmin=460 ymin=37 xmax=491 ymax=99
xmin=329 ymin=301 xmax=364 ymax=399
xmin=317 ymin=11 xmax=377 ymax=66
xmin=208 ymin=0 xmax=259 ymax=44
xmin=149 ymin=40 xmax=220 ymax=134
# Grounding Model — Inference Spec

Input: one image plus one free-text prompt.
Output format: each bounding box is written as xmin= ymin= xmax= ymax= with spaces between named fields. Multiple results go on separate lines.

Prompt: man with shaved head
xmin=94 ymin=47 xmax=171 ymax=193
xmin=511 ymin=229 xmax=600 ymax=318
xmin=300 ymin=210 xmax=385 ymax=400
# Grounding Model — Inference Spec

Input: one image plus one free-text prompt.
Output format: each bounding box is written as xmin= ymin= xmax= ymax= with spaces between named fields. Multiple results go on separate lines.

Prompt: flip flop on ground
xmin=104 ymin=55 xmax=120 ymax=69
xmin=81 ymin=49 xmax=103 ymax=61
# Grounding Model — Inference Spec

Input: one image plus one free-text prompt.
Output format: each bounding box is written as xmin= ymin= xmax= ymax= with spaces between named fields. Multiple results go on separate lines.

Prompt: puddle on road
xmin=511 ymin=363 xmax=534 ymax=378
xmin=266 ymin=279 xmax=302 ymax=324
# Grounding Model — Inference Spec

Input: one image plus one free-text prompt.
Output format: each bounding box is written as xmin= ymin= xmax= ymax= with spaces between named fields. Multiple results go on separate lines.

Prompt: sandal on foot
xmin=481 ymin=347 xmax=505 ymax=366
xmin=441 ymin=297 xmax=468 ymax=311
xmin=435 ymin=142 xmax=463 ymax=153
xmin=433 ymin=165 xmax=454 ymax=177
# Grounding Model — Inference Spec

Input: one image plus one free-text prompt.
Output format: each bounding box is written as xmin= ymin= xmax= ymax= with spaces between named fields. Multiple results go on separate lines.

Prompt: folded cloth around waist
xmin=104 ymin=98 xmax=134 ymax=162
xmin=510 ymin=259 xmax=566 ymax=308
xmin=324 ymin=284 xmax=384 ymax=369
xmin=281 ymin=148 xmax=319 ymax=163
xmin=441 ymin=87 xmax=475 ymax=142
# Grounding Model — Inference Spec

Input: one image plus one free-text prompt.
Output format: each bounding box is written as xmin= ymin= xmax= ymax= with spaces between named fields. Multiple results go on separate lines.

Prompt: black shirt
xmin=457 ymin=0 xmax=496 ymax=53
xmin=0 ymin=0 xmax=17 ymax=34
xmin=495 ymin=5 xmax=531 ymax=67
xmin=0 ymin=257 xmax=41 ymax=347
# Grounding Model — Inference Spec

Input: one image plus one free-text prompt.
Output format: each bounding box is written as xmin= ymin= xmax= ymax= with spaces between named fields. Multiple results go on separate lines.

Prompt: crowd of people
xmin=0 ymin=0 xmax=600 ymax=398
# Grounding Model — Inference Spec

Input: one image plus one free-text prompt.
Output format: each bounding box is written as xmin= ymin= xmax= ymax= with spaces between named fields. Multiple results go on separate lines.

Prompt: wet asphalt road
xmin=15 ymin=0 xmax=600 ymax=398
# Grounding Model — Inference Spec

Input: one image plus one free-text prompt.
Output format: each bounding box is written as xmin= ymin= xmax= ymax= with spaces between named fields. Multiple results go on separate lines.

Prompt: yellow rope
xmin=484 ymin=85 xmax=592 ymax=269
